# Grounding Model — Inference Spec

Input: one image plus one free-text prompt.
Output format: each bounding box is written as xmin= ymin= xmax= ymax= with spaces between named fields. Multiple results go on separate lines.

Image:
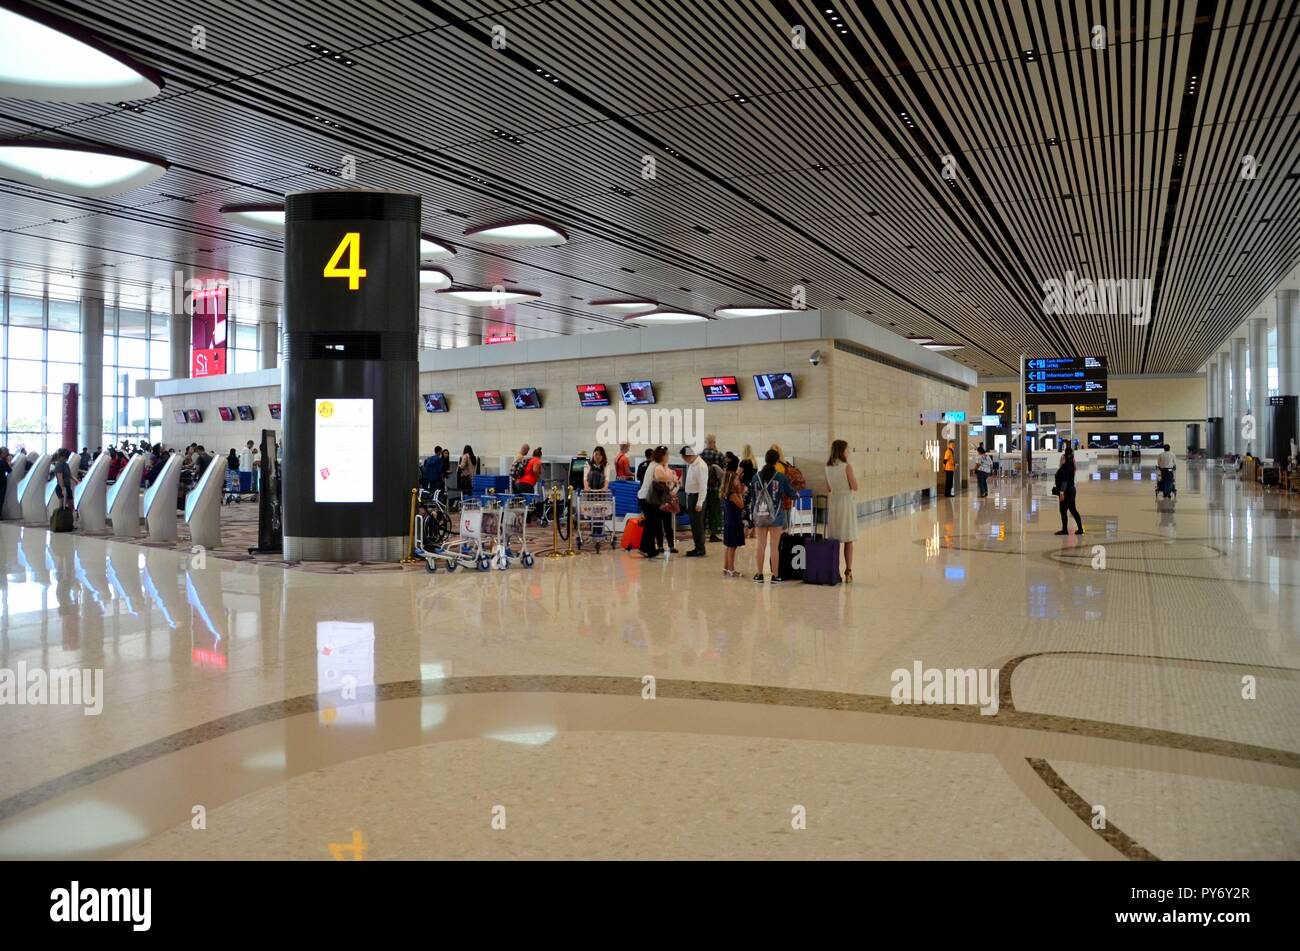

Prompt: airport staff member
xmin=943 ymin=440 xmax=956 ymax=497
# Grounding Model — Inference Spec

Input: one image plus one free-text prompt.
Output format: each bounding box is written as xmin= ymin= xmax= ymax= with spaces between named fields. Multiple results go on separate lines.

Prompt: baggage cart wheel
xmin=425 ymin=561 xmax=437 ymax=573
xmin=477 ymin=556 xmax=490 ymax=572
xmin=522 ymin=553 xmax=535 ymax=568
xmin=446 ymin=560 xmax=457 ymax=572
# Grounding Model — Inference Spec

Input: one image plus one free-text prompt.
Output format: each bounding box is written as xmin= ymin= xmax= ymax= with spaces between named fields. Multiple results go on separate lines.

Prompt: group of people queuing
xmin=419 ymin=445 xmax=489 ymax=495
xmin=631 ymin=436 xmax=859 ymax=584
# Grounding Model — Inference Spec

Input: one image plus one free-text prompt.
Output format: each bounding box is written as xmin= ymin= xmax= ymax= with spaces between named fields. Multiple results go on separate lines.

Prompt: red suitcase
xmin=621 ymin=516 xmax=645 ymax=550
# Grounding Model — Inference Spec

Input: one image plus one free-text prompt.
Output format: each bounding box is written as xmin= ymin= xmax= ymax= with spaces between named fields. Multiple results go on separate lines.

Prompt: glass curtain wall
xmin=0 ymin=288 xmax=170 ymax=452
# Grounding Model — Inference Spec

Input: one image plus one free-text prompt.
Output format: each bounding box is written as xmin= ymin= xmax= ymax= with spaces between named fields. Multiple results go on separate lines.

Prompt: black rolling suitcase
xmin=1262 ymin=466 xmax=1280 ymax=487
xmin=778 ymin=531 xmax=812 ymax=581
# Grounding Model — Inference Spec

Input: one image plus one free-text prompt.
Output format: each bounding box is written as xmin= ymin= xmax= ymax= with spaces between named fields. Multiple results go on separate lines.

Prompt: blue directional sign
xmin=1025 ymin=355 xmax=1107 ymax=403
xmin=1026 ymin=356 xmax=1107 ymax=371
xmin=1027 ymin=380 xmax=1107 ymax=395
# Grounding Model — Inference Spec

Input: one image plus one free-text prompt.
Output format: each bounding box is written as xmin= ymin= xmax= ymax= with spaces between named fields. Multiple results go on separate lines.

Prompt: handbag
xmin=648 ymin=480 xmax=670 ymax=507
xmin=661 ymin=491 xmax=681 ymax=514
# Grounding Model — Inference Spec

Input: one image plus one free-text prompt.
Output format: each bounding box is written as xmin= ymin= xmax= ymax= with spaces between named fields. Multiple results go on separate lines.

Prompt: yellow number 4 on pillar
xmin=323 ymin=232 xmax=367 ymax=290
xmin=328 ymin=828 xmax=367 ymax=860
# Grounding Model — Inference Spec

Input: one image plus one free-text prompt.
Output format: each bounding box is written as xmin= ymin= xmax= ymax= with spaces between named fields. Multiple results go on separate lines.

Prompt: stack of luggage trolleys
xmin=575 ymin=489 xmax=615 ymax=552
xmin=419 ymin=495 xmax=535 ymax=573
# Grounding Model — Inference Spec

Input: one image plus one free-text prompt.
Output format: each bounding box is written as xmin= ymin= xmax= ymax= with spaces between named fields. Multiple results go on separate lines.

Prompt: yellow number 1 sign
xmin=323 ymin=232 xmax=367 ymax=290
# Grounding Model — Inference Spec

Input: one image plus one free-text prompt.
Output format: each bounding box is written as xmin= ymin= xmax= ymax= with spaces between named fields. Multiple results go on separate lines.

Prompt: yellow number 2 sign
xmin=323 ymin=232 xmax=367 ymax=290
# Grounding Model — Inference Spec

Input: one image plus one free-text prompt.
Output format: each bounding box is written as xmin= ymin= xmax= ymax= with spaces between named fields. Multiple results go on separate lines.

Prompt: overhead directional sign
xmin=1027 ymin=379 xmax=1107 ymax=397
xmin=1026 ymin=367 xmax=1107 ymax=382
xmin=1025 ymin=355 xmax=1107 ymax=403
xmin=1027 ymin=356 xmax=1107 ymax=371
xmin=1074 ymin=400 xmax=1118 ymax=418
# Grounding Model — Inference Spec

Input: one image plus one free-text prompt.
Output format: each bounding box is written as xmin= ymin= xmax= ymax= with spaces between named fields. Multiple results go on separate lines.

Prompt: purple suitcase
xmin=802 ymin=495 xmax=841 ymax=586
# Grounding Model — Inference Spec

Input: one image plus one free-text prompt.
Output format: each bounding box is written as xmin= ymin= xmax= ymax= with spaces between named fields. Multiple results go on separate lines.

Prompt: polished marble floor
xmin=0 ymin=462 xmax=1296 ymax=860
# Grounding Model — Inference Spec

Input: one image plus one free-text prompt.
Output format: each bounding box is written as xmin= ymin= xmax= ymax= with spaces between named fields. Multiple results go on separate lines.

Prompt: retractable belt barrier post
xmin=544 ymin=483 xmax=565 ymax=558
xmin=564 ymin=485 xmax=578 ymax=556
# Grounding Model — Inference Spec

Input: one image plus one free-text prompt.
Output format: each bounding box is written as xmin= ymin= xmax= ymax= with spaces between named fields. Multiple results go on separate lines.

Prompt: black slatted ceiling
xmin=1 ymin=0 xmax=1297 ymax=370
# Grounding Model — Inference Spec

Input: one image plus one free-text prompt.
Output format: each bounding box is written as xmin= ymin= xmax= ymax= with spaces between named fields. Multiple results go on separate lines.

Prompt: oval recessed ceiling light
xmin=714 ymin=306 xmax=797 ymax=318
xmin=0 ymin=140 xmax=168 ymax=197
xmin=906 ymin=335 xmax=934 ymax=345
xmin=589 ymin=298 xmax=657 ymax=314
xmin=626 ymin=310 xmax=709 ymax=325
xmin=420 ymin=234 xmax=456 ymax=259
xmin=218 ymin=202 xmax=285 ymax=232
xmin=464 ymin=219 xmax=568 ymax=247
xmin=436 ymin=287 xmax=542 ymax=306
xmin=0 ymin=2 xmax=164 ymax=102
xmin=418 ymin=267 xmax=452 ymax=290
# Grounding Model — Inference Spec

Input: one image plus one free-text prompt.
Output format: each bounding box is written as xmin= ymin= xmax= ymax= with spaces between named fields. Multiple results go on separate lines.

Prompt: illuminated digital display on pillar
xmin=314 ymin=399 xmax=373 ymax=503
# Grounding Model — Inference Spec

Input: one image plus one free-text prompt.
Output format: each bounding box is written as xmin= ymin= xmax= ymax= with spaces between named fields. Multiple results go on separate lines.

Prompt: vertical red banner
xmin=62 ymin=382 xmax=78 ymax=450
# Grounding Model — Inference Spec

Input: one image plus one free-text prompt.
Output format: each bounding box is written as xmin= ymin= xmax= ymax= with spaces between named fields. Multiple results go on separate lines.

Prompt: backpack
xmin=707 ymin=463 xmax=723 ymax=490
xmin=751 ymin=477 xmax=778 ymax=527
xmin=511 ymin=457 xmax=527 ymax=480
xmin=587 ymin=464 xmax=606 ymax=490
xmin=781 ymin=462 xmax=804 ymax=509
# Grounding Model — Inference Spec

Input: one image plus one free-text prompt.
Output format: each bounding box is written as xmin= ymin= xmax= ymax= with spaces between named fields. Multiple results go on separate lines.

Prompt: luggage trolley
xmin=499 ymin=496 xmax=535 ymax=568
xmin=424 ymin=498 xmax=500 ymax=573
xmin=575 ymin=489 xmax=615 ymax=552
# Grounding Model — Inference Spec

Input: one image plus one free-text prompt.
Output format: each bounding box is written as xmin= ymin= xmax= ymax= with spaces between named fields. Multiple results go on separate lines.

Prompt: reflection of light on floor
xmin=242 ymin=749 xmax=287 ymax=771
xmin=420 ymin=662 xmax=449 ymax=681
xmin=485 ymin=726 xmax=558 ymax=746
xmin=421 ymin=701 xmax=448 ymax=731
xmin=0 ymin=800 xmax=148 ymax=857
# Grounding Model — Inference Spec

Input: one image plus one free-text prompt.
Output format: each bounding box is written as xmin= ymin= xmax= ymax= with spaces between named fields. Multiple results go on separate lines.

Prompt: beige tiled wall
xmin=830 ymin=346 xmax=970 ymax=501
xmin=157 ymin=340 xmax=973 ymax=499
xmin=159 ymin=384 xmax=281 ymax=453
xmin=420 ymin=340 xmax=833 ymax=478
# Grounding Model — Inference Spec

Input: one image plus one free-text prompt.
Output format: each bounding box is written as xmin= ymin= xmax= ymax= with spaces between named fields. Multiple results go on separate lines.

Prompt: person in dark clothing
xmin=1052 ymin=445 xmax=1084 ymax=536
xmin=421 ymin=452 xmax=442 ymax=492
xmin=0 ymin=447 xmax=12 ymax=506
xmin=51 ymin=449 xmax=74 ymax=508
xmin=635 ymin=448 xmax=653 ymax=484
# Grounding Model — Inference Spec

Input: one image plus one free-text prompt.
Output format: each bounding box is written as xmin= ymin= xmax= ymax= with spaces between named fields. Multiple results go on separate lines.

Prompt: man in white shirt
xmin=681 ymin=445 xmax=709 ymax=557
xmin=1156 ymin=444 xmax=1176 ymax=471
xmin=239 ymin=440 xmax=258 ymax=493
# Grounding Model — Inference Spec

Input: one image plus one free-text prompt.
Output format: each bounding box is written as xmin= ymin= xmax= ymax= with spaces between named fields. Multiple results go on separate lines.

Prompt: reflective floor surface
xmin=0 ymin=462 xmax=1296 ymax=859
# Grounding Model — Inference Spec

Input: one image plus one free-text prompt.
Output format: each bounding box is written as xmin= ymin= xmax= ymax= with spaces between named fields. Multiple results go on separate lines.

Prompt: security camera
xmin=809 ymin=349 xmax=822 ymax=367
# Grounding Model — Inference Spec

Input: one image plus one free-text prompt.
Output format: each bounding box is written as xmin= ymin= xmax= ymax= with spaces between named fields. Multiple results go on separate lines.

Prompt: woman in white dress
xmin=824 ymin=439 xmax=859 ymax=582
